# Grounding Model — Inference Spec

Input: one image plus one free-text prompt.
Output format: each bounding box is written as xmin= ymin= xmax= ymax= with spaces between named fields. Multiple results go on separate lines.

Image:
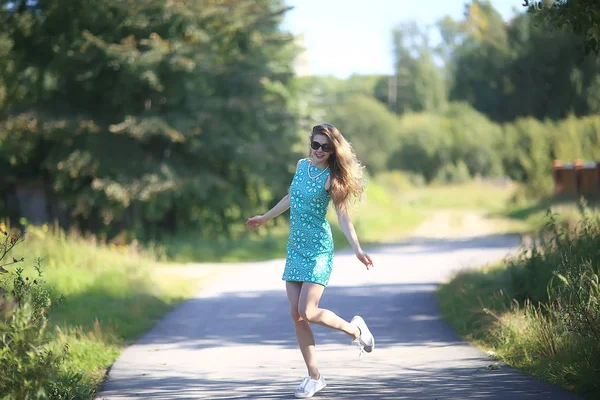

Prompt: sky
xmin=281 ymin=0 xmax=525 ymax=78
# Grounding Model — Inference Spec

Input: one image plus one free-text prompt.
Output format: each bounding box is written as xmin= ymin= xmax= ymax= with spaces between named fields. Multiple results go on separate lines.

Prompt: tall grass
xmin=437 ymin=208 xmax=600 ymax=398
xmin=0 ymin=220 xmax=203 ymax=397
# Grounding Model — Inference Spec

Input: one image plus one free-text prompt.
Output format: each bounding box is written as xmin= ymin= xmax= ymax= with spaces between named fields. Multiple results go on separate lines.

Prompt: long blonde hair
xmin=310 ymin=123 xmax=366 ymax=211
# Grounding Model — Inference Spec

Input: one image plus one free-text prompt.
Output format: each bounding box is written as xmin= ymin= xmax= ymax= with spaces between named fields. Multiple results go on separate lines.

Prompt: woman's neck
xmin=310 ymin=157 xmax=328 ymax=170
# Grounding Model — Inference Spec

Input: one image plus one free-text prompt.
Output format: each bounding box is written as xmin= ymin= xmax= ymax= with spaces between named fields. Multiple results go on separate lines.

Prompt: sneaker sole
xmin=295 ymin=383 xmax=326 ymax=398
xmin=352 ymin=316 xmax=374 ymax=352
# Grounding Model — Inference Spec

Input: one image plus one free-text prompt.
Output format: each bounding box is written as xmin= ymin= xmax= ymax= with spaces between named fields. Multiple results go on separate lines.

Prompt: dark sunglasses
xmin=310 ymin=140 xmax=333 ymax=152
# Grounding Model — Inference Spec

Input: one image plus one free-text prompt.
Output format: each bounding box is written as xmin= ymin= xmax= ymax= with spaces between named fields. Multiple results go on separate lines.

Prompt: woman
xmin=246 ymin=123 xmax=375 ymax=398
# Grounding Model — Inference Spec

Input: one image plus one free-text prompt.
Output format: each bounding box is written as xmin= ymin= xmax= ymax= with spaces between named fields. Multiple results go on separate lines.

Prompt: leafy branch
xmin=521 ymin=0 xmax=600 ymax=54
xmin=0 ymin=228 xmax=26 ymax=273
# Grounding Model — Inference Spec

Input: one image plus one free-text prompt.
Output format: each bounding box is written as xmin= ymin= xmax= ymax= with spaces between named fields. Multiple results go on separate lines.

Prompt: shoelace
xmin=296 ymin=377 xmax=310 ymax=393
xmin=352 ymin=338 xmax=366 ymax=358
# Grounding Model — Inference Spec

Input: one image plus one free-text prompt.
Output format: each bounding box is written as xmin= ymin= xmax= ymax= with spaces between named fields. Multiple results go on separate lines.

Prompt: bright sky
xmin=281 ymin=0 xmax=524 ymax=78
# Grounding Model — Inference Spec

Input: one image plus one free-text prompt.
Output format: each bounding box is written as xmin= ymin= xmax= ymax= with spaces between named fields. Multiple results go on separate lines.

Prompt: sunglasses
xmin=310 ymin=140 xmax=333 ymax=152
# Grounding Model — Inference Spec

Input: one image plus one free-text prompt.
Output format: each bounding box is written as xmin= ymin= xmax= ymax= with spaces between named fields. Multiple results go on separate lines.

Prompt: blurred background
xmin=1 ymin=0 xmax=600 ymax=397
xmin=2 ymin=0 xmax=599 ymax=263
xmin=2 ymin=0 xmax=599 ymax=259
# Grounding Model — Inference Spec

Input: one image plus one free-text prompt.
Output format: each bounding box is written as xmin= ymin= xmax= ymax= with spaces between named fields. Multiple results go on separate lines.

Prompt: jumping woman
xmin=246 ymin=123 xmax=375 ymax=398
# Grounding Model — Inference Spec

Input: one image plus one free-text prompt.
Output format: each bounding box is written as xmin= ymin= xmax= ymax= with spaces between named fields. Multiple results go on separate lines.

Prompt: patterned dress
xmin=282 ymin=158 xmax=334 ymax=287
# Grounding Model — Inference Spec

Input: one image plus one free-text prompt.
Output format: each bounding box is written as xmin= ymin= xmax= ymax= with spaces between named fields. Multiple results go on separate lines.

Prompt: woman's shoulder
xmin=296 ymin=158 xmax=308 ymax=168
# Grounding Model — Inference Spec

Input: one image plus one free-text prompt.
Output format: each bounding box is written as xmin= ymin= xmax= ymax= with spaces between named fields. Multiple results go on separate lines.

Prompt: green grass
xmin=3 ymin=176 xmax=597 ymax=397
xmin=437 ymin=210 xmax=600 ymax=399
xmin=1 ymin=222 xmax=210 ymax=396
xmin=399 ymin=180 xmax=519 ymax=211
xmin=496 ymin=196 xmax=600 ymax=234
xmin=161 ymin=223 xmax=290 ymax=263
xmin=161 ymin=174 xmax=525 ymax=263
xmin=156 ymin=177 xmax=600 ymax=264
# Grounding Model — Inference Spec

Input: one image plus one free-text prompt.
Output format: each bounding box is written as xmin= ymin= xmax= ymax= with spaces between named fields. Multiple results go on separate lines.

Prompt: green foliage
xmin=0 ymin=220 xmax=202 ymax=397
xmin=0 ymin=229 xmax=90 ymax=399
xmin=554 ymin=114 xmax=600 ymax=160
xmin=439 ymin=1 xmax=600 ymax=123
xmin=390 ymin=103 xmax=503 ymax=183
xmin=447 ymin=1 xmax=511 ymax=120
xmin=161 ymin=226 xmax=289 ymax=263
xmin=325 ymin=95 xmax=400 ymax=174
xmin=380 ymin=1 xmax=600 ymax=192
xmin=501 ymin=117 xmax=555 ymax=195
xmin=438 ymin=207 xmax=600 ymax=397
xmin=391 ymin=21 xmax=448 ymax=114
xmin=0 ymin=0 xmax=300 ymax=239
xmin=389 ymin=112 xmax=451 ymax=181
xmin=434 ymin=160 xmax=472 ymax=184
xmin=294 ymin=75 xmax=404 ymax=176
xmin=443 ymin=103 xmax=504 ymax=178
xmin=388 ymin=104 xmax=600 ymax=193
xmin=508 ymin=207 xmax=600 ymax=322
xmin=524 ymin=0 xmax=600 ymax=55
xmin=500 ymin=114 xmax=600 ymax=197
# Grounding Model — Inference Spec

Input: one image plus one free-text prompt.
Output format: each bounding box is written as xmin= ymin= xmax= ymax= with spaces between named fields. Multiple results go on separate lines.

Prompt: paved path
xmin=95 ymin=234 xmax=580 ymax=399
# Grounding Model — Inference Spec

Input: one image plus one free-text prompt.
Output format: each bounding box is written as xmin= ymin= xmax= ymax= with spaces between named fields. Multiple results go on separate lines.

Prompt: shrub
xmin=500 ymin=207 xmax=600 ymax=394
xmin=0 ymin=226 xmax=90 ymax=399
xmin=434 ymin=160 xmax=472 ymax=184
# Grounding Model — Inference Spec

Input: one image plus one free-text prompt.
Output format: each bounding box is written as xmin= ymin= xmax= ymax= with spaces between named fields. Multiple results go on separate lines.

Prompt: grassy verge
xmin=495 ymin=191 xmax=600 ymax=234
xmin=437 ymin=210 xmax=600 ymax=399
xmin=1 ymin=222 xmax=211 ymax=397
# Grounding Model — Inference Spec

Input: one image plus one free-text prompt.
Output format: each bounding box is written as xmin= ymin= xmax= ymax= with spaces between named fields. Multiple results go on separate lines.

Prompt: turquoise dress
xmin=282 ymin=158 xmax=334 ymax=287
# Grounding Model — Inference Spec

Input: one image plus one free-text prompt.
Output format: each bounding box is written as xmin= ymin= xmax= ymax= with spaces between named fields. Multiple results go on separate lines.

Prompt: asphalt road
xmin=95 ymin=234 xmax=581 ymax=399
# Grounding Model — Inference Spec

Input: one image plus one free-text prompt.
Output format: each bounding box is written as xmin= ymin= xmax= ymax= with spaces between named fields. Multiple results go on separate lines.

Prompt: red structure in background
xmin=553 ymin=160 xmax=600 ymax=198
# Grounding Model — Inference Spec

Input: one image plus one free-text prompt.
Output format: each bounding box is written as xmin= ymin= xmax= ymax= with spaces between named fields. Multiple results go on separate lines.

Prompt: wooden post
xmin=574 ymin=159 xmax=584 ymax=197
xmin=553 ymin=159 xmax=563 ymax=196
xmin=597 ymin=162 xmax=600 ymax=197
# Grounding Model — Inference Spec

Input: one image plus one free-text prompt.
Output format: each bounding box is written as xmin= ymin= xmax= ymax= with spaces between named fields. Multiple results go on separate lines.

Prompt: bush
xmin=325 ymin=94 xmax=401 ymax=174
xmin=390 ymin=104 xmax=504 ymax=182
xmin=443 ymin=102 xmax=504 ymax=178
xmin=0 ymin=226 xmax=90 ymax=399
xmin=389 ymin=112 xmax=452 ymax=181
xmin=434 ymin=160 xmax=472 ymax=184
xmin=439 ymin=207 xmax=600 ymax=397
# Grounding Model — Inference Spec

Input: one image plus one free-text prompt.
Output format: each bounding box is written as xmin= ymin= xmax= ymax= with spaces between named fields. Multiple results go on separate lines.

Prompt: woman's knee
xmin=298 ymin=305 xmax=316 ymax=322
xmin=290 ymin=309 xmax=303 ymax=323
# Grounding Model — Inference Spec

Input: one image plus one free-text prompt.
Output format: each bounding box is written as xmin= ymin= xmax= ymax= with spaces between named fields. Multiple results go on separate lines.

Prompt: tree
xmin=325 ymin=95 xmax=400 ymax=174
xmin=448 ymin=1 xmax=512 ymax=121
xmin=0 ymin=0 xmax=300 ymax=238
xmin=522 ymin=0 xmax=600 ymax=54
xmin=391 ymin=21 xmax=447 ymax=114
xmin=448 ymin=0 xmax=600 ymax=122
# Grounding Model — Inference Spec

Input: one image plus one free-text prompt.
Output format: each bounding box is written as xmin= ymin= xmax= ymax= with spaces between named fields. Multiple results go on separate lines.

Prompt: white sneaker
xmin=351 ymin=315 xmax=374 ymax=353
xmin=294 ymin=375 xmax=327 ymax=398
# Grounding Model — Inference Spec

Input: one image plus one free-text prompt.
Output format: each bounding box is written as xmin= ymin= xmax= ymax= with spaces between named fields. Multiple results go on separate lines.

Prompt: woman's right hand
xmin=246 ymin=215 xmax=268 ymax=230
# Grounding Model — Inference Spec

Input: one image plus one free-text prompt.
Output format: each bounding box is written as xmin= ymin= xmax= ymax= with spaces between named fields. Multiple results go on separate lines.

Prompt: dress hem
xmin=282 ymin=278 xmax=327 ymax=287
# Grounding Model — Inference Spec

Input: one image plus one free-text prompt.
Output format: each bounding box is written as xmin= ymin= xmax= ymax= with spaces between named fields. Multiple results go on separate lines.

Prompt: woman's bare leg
xmin=286 ymin=281 xmax=320 ymax=380
xmin=298 ymin=282 xmax=360 ymax=339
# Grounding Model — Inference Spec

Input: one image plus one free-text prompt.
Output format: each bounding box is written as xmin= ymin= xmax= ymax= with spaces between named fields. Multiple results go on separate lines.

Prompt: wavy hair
xmin=309 ymin=123 xmax=366 ymax=211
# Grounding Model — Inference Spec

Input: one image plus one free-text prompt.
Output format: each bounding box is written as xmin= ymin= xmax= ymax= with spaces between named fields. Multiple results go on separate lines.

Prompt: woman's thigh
xmin=298 ymin=282 xmax=325 ymax=316
xmin=286 ymin=281 xmax=303 ymax=319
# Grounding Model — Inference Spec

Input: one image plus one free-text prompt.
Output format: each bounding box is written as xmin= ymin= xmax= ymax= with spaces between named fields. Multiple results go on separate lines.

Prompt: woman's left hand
xmin=356 ymin=250 xmax=374 ymax=270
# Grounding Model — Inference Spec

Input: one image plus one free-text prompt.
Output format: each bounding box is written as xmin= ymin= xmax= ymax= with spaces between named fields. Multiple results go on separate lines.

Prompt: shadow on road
xmin=96 ymin=234 xmax=580 ymax=399
xmin=138 ymin=283 xmax=461 ymax=350
xmin=98 ymin=365 xmax=572 ymax=399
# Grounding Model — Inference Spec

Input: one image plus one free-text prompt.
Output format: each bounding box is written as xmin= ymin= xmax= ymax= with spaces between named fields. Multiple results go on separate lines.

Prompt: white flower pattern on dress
xmin=282 ymin=158 xmax=334 ymax=286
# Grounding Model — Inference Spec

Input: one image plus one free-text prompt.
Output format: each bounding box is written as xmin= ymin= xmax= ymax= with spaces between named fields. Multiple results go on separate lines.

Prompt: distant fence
xmin=553 ymin=160 xmax=600 ymax=198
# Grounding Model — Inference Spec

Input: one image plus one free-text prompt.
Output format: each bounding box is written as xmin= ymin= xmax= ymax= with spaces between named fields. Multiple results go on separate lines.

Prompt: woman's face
xmin=310 ymin=133 xmax=333 ymax=165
